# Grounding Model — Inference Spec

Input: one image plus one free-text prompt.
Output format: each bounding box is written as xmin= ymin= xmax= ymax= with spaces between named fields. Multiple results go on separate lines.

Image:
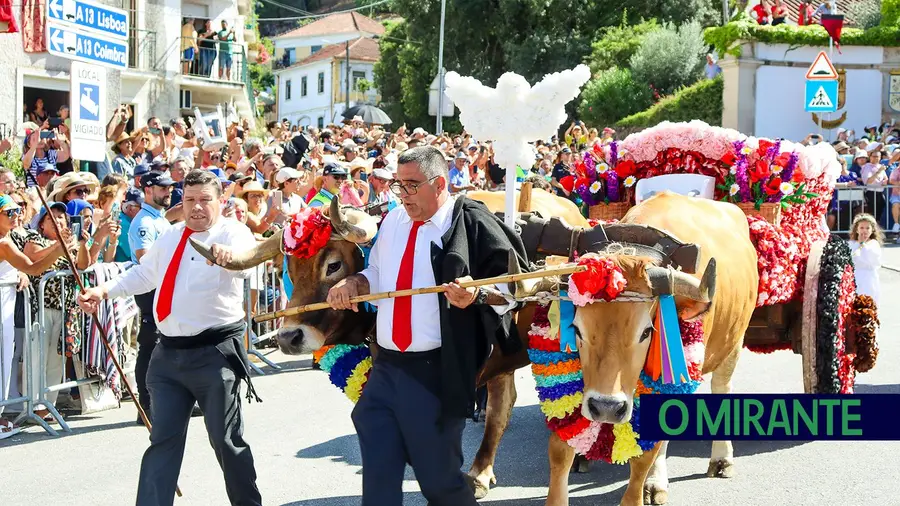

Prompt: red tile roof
xmin=283 ymin=37 xmax=380 ymax=70
xmin=276 ymin=11 xmax=385 ymax=39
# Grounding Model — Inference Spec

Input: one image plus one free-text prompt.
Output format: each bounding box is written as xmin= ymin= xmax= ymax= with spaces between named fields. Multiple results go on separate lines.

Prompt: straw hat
xmin=114 ymin=131 xmax=133 ymax=145
xmin=48 ymin=172 xmax=99 ymax=202
xmin=348 ymin=157 xmax=372 ymax=175
xmin=238 ymin=180 xmax=268 ymax=198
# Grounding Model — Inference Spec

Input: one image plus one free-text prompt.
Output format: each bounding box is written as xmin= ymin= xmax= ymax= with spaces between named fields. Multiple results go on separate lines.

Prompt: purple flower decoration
xmin=606 ymin=170 xmax=620 ymax=202
xmin=576 ymin=183 xmax=594 ymax=206
xmin=583 ymin=152 xmax=597 ymax=181
xmin=732 ymin=139 xmax=752 ymax=202
xmin=767 ymin=140 xmax=781 ymax=163
xmin=781 ymin=151 xmax=799 ymax=183
xmin=610 ymin=141 xmax=619 ymax=166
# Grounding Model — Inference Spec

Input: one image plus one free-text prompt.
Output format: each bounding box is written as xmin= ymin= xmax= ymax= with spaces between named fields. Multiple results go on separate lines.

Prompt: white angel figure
xmin=444 ymin=65 xmax=591 ymax=173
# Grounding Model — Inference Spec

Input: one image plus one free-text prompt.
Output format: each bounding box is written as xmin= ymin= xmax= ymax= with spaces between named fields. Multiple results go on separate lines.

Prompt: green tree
xmin=578 ymin=68 xmax=653 ymax=126
xmin=587 ymin=18 xmax=660 ymax=73
xmin=630 ymin=20 xmax=706 ymax=97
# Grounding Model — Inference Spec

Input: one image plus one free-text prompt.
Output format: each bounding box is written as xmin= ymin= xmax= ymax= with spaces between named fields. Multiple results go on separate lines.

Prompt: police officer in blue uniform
xmin=129 ymin=171 xmax=175 ymax=423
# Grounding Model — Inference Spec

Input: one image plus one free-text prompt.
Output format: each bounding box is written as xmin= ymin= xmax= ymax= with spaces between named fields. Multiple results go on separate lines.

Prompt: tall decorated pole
xmin=444 ymin=65 xmax=591 ymax=227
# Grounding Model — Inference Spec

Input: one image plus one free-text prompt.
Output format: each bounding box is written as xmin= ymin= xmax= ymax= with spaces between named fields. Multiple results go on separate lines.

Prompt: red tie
xmin=392 ymin=221 xmax=423 ymax=352
xmin=156 ymin=227 xmax=195 ymax=322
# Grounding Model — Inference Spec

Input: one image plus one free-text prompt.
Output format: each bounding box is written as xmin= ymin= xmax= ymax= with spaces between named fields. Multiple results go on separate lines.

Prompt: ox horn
xmin=329 ymin=198 xmax=377 ymax=244
xmin=189 ymin=229 xmax=283 ymax=271
xmin=646 ymin=258 xmax=716 ymax=302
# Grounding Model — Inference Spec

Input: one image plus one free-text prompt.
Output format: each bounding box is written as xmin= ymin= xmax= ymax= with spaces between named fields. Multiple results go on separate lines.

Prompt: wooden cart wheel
xmin=800 ymin=240 xmax=826 ymax=393
xmin=803 ymin=235 xmax=857 ymax=394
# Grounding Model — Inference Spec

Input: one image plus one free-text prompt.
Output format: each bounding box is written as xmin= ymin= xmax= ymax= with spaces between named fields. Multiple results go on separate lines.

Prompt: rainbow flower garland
xmin=312 ymin=344 xmax=373 ymax=403
xmin=527 ymin=303 xmax=704 ymax=463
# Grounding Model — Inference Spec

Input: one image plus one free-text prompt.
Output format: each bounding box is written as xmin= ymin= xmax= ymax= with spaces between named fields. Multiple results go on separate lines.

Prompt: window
xmin=285 ymin=79 xmax=292 ymax=100
xmin=301 ymin=76 xmax=308 ymax=97
xmin=285 ymin=48 xmax=295 ymax=65
xmin=310 ymin=45 xmax=322 ymax=54
xmin=352 ymin=70 xmax=366 ymax=91
xmin=317 ymin=72 xmax=325 ymax=94
xmin=317 ymin=116 xmax=324 ymax=128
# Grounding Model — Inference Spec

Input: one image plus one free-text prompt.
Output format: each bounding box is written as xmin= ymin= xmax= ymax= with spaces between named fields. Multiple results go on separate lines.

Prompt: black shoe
xmin=191 ymin=405 xmax=203 ymax=417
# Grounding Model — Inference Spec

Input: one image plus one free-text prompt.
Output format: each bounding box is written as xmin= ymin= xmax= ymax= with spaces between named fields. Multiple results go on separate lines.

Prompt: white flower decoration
xmin=730 ymin=166 xmax=737 ymax=175
xmin=624 ymin=176 xmax=637 ymax=188
xmin=771 ymin=164 xmax=783 ymax=174
xmin=780 ymin=182 xmax=795 ymax=195
xmin=590 ymin=181 xmax=602 ymax=193
xmin=741 ymin=146 xmax=753 ymax=155
xmin=597 ymin=163 xmax=609 ymax=174
xmin=729 ymin=183 xmax=740 ymax=196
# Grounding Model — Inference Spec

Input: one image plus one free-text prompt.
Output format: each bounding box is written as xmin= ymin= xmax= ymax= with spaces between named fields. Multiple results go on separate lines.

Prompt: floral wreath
xmin=283 ymin=207 xmax=333 ymax=259
xmin=312 ymin=344 xmax=372 ymax=403
xmin=527 ymin=303 xmax=704 ymax=462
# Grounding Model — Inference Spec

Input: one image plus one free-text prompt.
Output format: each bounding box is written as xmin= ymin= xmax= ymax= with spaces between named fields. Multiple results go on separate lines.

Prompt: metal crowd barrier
xmin=829 ymin=184 xmax=900 ymax=236
xmin=242 ymin=261 xmax=283 ymax=375
xmin=1 ymin=282 xmax=50 ymax=432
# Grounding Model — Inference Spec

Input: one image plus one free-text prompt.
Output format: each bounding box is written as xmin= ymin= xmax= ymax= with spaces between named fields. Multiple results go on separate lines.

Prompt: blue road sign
xmin=79 ymin=83 xmax=100 ymax=121
xmin=47 ymin=0 xmax=128 ymax=40
xmin=47 ymin=22 xmax=128 ymax=70
xmin=805 ymin=80 xmax=838 ymax=113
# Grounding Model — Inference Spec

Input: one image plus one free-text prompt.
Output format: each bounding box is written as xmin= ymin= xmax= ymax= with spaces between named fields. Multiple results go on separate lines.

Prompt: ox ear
xmin=674 ymin=297 xmax=711 ymax=322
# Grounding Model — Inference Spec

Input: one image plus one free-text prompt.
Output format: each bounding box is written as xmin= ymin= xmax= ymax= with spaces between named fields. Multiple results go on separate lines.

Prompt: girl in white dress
xmin=848 ymin=213 xmax=883 ymax=308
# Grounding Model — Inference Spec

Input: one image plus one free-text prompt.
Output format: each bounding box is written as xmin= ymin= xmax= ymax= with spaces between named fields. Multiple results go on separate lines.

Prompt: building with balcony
xmin=272 ymin=11 xmax=384 ymax=127
xmin=0 ymin=0 xmax=256 ymax=144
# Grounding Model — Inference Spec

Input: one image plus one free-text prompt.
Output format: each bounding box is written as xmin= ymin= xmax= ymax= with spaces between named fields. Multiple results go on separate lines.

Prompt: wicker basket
xmin=737 ymin=202 xmax=781 ymax=226
xmin=589 ymin=202 xmax=632 ymax=222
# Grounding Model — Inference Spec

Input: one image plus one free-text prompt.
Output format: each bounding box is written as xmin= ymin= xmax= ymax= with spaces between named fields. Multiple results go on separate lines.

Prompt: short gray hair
xmin=397 ymin=146 xmax=448 ymax=181
xmin=243 ymin=137 xmax=262 ymax=153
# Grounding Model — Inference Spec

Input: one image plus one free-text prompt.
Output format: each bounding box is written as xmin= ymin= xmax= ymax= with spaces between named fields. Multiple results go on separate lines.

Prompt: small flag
xmin=821 ymin=14 xmax=845 ymax=54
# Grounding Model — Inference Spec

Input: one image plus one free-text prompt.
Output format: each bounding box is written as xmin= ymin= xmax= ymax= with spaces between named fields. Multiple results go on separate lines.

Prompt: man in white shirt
xmin=78 ymin=170 xmax=262 ymax=506
xmin=327 ymin=146 xmax=528 ymax=505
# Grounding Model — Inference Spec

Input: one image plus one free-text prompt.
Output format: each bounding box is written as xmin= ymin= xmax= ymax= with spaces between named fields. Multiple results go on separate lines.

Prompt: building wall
xmin=277 ymin=60 xmax=332 ymax=127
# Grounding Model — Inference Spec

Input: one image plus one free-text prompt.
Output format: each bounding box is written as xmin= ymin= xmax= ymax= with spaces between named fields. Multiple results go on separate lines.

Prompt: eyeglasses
xmin=4 ymin=208 xmax=22 ymax=218
xmin=389 ymin=176 xmax=440 ymax=196
xmin=71 ymin=188 xmax=89 ymax=196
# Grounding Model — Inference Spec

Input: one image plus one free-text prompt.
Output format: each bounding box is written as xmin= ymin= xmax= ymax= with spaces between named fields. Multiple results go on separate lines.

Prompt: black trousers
xmin=135 ymin=291 xmax=157 ymax=421
xmin=351 ymin=348 xmax=477 ymax=506
xmin=136 ymin=341 xmax=261 ymax=506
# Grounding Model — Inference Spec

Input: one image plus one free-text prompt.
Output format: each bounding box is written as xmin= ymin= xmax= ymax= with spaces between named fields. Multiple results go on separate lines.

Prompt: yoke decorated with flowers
xmin=568 ymin=121 xmax=878 ymax=394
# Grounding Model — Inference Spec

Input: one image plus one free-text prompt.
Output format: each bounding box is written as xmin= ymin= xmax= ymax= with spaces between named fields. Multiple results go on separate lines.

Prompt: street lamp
xmin=436 ymin=0 xmax=446 ymax=134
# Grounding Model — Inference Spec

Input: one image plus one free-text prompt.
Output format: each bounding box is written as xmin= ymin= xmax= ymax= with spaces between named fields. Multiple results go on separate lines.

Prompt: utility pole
xmin=436 ymin=0 xmax=446 ymax=134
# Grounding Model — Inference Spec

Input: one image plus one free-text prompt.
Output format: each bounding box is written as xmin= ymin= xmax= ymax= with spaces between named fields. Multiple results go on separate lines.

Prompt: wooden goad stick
xmin=26 ymin=174 xmax=184 ymax=498
xmin=253 ymin=263 xmax=586 ymax=323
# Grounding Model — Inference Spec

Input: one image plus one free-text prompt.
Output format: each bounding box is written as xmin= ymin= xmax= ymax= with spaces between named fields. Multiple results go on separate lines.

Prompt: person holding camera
xmin=23 ymin=128 xmax=70 ymax=188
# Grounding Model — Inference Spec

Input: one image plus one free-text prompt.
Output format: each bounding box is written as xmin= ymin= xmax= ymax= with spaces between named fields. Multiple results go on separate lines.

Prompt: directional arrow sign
xmin=47 ymin=21 xmax=128 ymax=70
xmin=47 ymin=0 xmax=129 ymax=40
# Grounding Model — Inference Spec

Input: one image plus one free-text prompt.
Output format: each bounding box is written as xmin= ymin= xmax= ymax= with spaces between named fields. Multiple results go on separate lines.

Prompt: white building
xmin=0 ymin=0 xmax=256 ymax=146
xmin=272 ymin=11 xmax=384 ymax=127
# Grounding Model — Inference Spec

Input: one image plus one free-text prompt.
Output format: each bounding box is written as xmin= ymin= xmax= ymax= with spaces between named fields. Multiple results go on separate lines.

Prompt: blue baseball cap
xmin=124 ymin=187 xmax=144 ymax=205
xmin=133 ymin=163 xmax=151 ymax=177
xmin=36 ymin=163 xmax=59 ymax=176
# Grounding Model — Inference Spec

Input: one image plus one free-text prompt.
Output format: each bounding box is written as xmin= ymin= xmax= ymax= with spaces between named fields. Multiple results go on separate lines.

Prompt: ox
xmin=193 ymin=190 xmax=757 ymax=506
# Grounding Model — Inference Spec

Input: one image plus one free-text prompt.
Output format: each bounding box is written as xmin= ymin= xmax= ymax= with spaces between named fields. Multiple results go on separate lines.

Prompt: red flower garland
xmin=283 ymin=208 xmax=333 ymax=259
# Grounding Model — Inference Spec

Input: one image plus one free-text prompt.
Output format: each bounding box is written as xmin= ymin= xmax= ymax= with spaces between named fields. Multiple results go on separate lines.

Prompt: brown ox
xmin=535 ymin=191 xmax=757 ymax=506
xmin=192 ymin=190 xmax=584 ymax=497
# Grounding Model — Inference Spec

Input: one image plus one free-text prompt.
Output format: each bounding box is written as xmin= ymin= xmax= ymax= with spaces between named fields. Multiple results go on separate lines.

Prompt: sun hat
xmin=239 ymin=180 xmax=268 ymax=197
xmin=275 ymin=167 xmax=303 ymax=184
xmin=47 ymin=172 xmax=98 ymax=202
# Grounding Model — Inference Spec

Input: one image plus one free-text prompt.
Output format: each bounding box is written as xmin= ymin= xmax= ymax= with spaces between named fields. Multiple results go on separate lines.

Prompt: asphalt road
xmin=3 ymin=259 xmax=900 ymax=506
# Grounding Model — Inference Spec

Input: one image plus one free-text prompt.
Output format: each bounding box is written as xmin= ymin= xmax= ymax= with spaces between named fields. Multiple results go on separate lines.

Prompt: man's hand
xmin=208 ymin=244 xmax=233 ymax=267
xmin=16 ymin=272 xmax=28 ymax=291
xmin=443 ymin=276 xmax=477 ymax=309
xmin=327 ymin=276 xmax=360 ymax=312
xmin=78 ymin=286 xmax=108 ymax=314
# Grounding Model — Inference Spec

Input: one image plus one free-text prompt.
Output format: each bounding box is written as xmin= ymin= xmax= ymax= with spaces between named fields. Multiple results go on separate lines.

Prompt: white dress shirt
xmin=360 ymin=196 xmax=515 ymax=352
xmin=104 ymin=219 xmax=254 ymax=337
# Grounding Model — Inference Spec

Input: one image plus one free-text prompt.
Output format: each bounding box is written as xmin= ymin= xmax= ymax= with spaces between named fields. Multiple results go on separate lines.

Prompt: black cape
xmin=429 ymin=196 xmax=528 ymax=420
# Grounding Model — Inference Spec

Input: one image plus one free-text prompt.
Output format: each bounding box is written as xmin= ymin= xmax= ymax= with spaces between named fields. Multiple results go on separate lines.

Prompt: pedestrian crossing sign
xmin=805 ymin=79 xmax=838 ymax=113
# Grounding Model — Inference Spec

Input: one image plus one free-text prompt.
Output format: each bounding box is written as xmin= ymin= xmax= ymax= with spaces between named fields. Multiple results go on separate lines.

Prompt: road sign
xmin=805 ymin=80 xmax=838 ymax=113
xmin=47 ymin=0 xmax=128 ymax=40
xmin=70 ymin=61 xmax=107 ymax=162
xmin=47 ymin=21 xmax=128 ymax=70
xmin=806 ymin=51 xmax=838 ymax=80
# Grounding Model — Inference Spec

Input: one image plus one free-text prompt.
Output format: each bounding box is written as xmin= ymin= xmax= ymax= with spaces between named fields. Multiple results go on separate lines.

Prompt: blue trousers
xmin=351 ymin=349 xmax=478 ymax=506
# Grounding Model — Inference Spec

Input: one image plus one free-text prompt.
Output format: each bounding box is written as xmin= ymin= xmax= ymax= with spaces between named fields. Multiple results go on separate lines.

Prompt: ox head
xmin=516 ymin=251 xmax=716 ymax=425
xmin=192 ymin=198 xmax=379 ymax=355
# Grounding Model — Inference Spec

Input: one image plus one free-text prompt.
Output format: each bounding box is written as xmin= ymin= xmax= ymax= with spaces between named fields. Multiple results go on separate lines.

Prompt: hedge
xmin=704 ymin=17 xmax=900 ymax=58
xmin=616 ymin=76 xmax=723 ymax=129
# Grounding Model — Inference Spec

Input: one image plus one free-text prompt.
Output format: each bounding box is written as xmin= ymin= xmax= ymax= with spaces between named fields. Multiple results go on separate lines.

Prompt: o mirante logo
xmin=639 ymin=395 xmax=894 ymax=441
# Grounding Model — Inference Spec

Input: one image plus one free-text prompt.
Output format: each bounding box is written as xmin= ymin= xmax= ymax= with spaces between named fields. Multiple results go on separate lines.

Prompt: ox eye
xmin=640 ymin=327 xmax=653 ymax=343
xmin=326 ymin=261 xmax=342 ymax=276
